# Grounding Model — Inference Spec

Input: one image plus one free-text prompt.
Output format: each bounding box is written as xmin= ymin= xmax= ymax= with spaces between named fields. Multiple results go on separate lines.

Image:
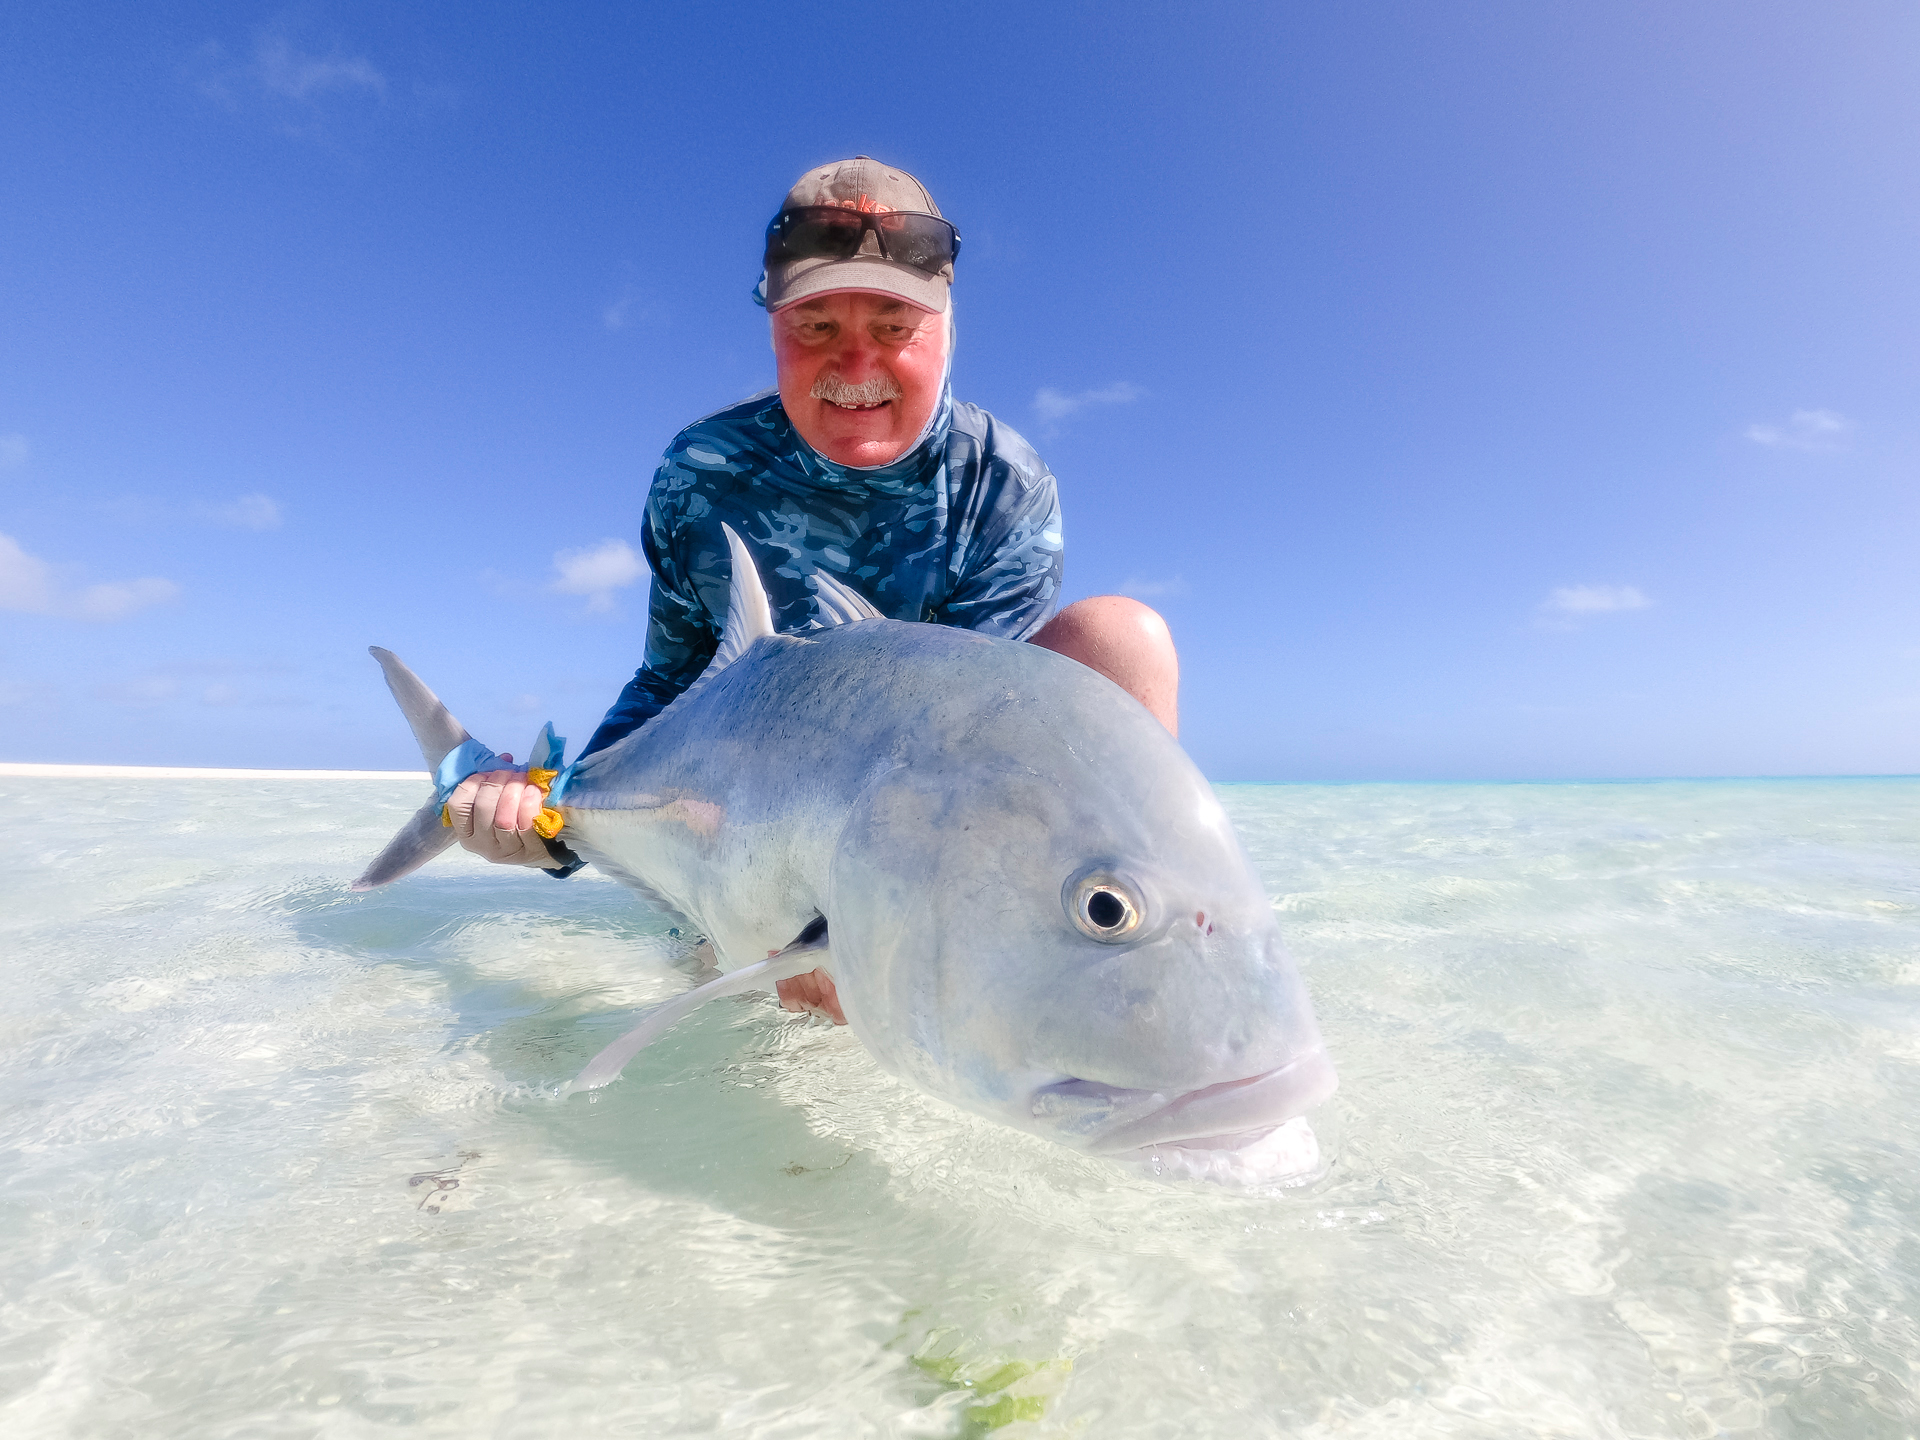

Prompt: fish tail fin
xmin=369 ymin=646 xmax=472 ymax=771
xmin=351 ymin=795 xmax=459 ymax=891
xmin=350 ymin=647 xmax=476 ymax=891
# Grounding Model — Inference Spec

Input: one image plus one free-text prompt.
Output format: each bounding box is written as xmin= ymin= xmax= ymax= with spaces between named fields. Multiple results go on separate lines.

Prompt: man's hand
xmin=447 ymin=766 xmax=560 ymax=868
xmin=776 ymin=968 xmax=846 ymax=1025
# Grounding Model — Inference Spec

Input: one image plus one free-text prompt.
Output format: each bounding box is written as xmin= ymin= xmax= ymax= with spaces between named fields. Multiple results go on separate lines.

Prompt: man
xmin=447 ymin=156 xmax=1178 ymax=1022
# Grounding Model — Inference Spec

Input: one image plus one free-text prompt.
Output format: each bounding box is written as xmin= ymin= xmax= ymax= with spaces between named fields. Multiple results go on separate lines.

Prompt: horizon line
xmin=0 ymin=763 xmax=428 ymax=780
xmin=3 ymin=762 xmax=1915 ymax=786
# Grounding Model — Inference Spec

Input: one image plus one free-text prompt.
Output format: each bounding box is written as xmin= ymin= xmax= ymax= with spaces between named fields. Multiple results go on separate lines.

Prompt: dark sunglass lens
xmin=772 ymin=213 xmax=865 ymax=262
xmin=765 ymin=210 xmax=956 ymax=273
xmin=886 ymin=218 xmax=956 ymax=272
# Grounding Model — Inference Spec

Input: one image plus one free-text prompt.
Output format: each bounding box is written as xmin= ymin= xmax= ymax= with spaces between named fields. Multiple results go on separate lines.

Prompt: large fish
xmin=356 ymin=527 xmax=1337 ymax=1184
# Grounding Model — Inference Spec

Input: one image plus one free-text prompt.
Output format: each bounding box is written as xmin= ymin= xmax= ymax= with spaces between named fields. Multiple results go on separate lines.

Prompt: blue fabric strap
xmin=432 ymin=723 xmax=570 ymax=806
xmin=433 ymin=739 xmax=509 ymax=806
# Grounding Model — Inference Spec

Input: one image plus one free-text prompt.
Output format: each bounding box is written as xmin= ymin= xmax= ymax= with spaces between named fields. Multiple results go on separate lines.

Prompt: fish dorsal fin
xmin=707 ymin=523 xmax=777 ymax=674
xmin=651 ymin=525 xmax=784 ymax=719
xmin=369 ymin=647 xmax=471 ymax=771
xmin=810 ymin=569 xmax=883 ymax=626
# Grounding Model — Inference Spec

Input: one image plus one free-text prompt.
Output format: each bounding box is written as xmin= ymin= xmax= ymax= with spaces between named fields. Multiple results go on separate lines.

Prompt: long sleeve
xmin=578 ymin=463 xmax=721 ymax=761
xmin=933 ymin=425 xmax=1064 ymax=641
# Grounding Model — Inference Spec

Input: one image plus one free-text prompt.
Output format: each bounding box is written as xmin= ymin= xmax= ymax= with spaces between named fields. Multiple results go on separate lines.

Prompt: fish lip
xmin=1082 ymin=1049 xmax=1338 ymax=1155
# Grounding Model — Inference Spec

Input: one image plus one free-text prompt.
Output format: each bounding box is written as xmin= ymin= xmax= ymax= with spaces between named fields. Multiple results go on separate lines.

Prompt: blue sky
xmin=3 ymin=1 xmax=1915 ymax=778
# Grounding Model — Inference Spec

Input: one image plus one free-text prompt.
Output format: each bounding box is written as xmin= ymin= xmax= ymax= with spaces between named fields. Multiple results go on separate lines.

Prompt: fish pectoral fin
xmin=564 ymin=931 xmax=830 ymax=1095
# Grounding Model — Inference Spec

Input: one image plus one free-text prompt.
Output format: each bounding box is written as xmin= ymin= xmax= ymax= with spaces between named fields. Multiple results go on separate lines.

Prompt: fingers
xmin=473 ymin=770 xmax=523 ymax=834
xmin=516 ymin=781 xmax=546 ymax=831
xmin=810 ymin=969 xmax=847 ymax=1025
xmin=507 ymin=827 xmax=560 ymax=868
xmin=448 ymin=770 xmax=555 ymax=866
xmin=449 ymin=771 xmax=510 ymax=839
xmin=774 ymin=969 xmax=847 ymax=1025
xmin=777 ymin=972 xmax=825 ymax=1014
xmin=447 ymin=773 xmax=485 ymax=839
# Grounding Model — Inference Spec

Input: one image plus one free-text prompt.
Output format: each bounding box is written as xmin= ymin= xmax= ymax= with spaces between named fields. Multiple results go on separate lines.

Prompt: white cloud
xmin=1117 ymin=575 xmax=1189 ymax=600
xmin=83 ymin=659 xmax=302 ymax=710
xmin=552 ymin=539 xmax=645 ymax=613
xmin=1543 ymin=584 xmax=1652 ymax=616
xmin=205 ymin=493 xmax=282 ymax=530
xmin=77 ymin=578 xmax=182 ymax=621
xmin=0 ymin=433 xmax=27 ymax=468
xmin=602 ymin=286 xmax=643 ymax=331
xmin=1745 ymin=409 xmax=1853 ymax=451
xmin=0 ymin=532 xmax=179 ymax=622
xmin=96 ymin=676 xmax=181 ymax=708
xmin=0 ymin=679 xmax=58 ymax=710
xmin=253 ymin=35 xmax=385 ymax=100
xmin=0 ymin=533 xmax=54 ymax=612
xmin=1033 ymin=381 xmax=1145 ymax=424
xmin=189 ymin=32 xmax=386 ymax=121
xmin=96 ymin=493 xmax=281 ymax=529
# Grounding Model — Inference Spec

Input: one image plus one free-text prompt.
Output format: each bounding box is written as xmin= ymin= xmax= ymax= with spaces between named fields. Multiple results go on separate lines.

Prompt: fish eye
xmin=1068 ymin=873 xmax=1143 ymax=942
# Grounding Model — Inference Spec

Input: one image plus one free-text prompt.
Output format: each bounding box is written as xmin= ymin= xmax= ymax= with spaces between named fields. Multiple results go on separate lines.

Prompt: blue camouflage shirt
xmin=579 ymin=385 xmax=1063 ymax=759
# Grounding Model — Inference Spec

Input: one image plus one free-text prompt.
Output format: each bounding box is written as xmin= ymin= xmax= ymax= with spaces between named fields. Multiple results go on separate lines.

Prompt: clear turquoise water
xmin=2 ymin=776 xmax=1917 ymax=1438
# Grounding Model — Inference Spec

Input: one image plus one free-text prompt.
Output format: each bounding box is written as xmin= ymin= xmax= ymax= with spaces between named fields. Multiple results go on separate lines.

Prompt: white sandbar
xmin=0 ymin=762 xmax=427 ymax=780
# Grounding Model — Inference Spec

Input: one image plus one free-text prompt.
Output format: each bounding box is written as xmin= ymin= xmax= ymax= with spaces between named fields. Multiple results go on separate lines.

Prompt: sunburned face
xmin=772 ymin=291 xmax=947 ymax=467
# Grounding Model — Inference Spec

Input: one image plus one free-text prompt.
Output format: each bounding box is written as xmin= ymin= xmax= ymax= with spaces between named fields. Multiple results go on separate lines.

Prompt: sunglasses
xmin=764 ymin=206 xmax=961 ymax=278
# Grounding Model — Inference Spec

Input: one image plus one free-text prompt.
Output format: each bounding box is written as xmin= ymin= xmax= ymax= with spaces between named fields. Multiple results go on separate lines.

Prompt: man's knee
xmin=1031 ymin=596 xmax=1179 ymax=733
xmin=1036 ymin=591 xmax=1167 ymax=648
xmin=1035 ymin=595 xmax=1174 ymax=663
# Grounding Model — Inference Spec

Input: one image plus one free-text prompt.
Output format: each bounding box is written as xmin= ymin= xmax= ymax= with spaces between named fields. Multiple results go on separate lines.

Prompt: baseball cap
xmin=761 ymin=156 xmax=954 ymax=314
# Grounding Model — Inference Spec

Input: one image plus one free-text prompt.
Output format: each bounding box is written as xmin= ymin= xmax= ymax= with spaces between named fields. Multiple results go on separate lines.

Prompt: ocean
xmin=3 ymin=772 xmax=1916 ymax=1437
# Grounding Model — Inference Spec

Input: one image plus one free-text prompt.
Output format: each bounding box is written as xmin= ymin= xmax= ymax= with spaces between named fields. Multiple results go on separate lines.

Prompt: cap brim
xmin=767 ymin=255 xmax=950 ymax=314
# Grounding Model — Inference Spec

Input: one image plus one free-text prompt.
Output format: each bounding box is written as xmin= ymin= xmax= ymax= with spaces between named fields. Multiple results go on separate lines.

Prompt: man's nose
xmin=826 ymin=328 xmax=887 ymax=378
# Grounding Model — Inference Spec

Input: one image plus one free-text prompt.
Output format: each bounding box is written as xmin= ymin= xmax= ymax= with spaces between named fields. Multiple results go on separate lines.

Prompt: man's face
xmin=772 ymin=291 xmax=946 ymax=467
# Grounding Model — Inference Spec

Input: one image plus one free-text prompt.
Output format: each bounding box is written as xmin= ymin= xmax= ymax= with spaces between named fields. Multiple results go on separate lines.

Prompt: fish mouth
xmin=1069 ymin=1049 xmax=1338 ymax=1156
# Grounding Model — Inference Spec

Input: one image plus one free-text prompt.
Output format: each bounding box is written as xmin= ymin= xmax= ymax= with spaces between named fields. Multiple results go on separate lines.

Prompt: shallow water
xmin=3 ymin=775 xmax=1917 ymax=1438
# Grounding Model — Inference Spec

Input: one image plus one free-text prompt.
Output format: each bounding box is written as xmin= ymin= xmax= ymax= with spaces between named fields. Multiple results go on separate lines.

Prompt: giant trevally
xmin=355 ymin=526 xmax=1337 ymax=1184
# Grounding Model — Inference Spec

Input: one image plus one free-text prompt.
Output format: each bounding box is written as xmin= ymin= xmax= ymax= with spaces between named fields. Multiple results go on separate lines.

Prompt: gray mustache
xmin=812 ymin=372 xmax=903 ymax=407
